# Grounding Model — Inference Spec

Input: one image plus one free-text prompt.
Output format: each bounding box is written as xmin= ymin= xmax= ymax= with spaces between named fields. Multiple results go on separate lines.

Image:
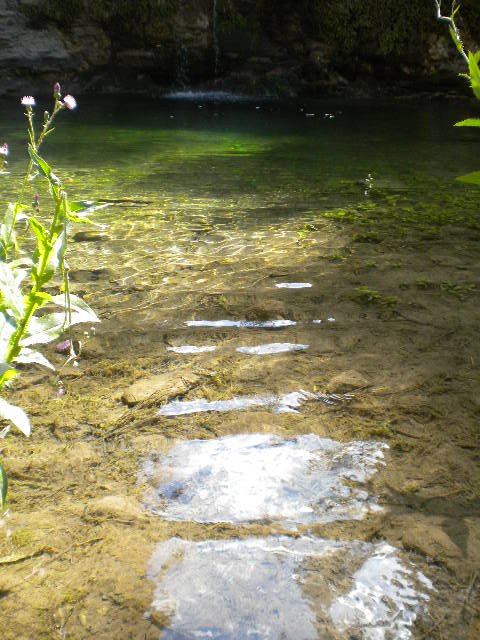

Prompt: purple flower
xmin=53 ymin=82 xmax=61 ymax=97
xmin=63 ymin=95 xmax=77 ymax=110
xmin=21 ymin=96 xmax=35 ymax=107
xmin=0 ymin=143 xmax=8 ymax=156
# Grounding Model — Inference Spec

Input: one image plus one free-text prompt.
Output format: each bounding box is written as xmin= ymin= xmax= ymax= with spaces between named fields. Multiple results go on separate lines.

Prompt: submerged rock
xmin=121 ymin=373 xmax=196 ymax=406
xmin=142 ymin=433 xmax=387 ymax=525
xmin=87 ymin=495 xmax=144 ymax=521
xmin=147 ymin=536 xmax=431 ymax=640
xmin=326 ymin=370 xmax=370 ymax=393
xmin=236 ymin=342 xmax=308 ymax=355
xmin=156 ymin=389 xmax=350 ymax=417
xmin=72 ymin=231 xmax=110 ymax=243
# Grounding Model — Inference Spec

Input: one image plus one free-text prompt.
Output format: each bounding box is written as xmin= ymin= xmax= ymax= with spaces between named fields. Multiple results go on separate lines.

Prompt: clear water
xmin=142 ymin=434 xmax=387 ymax=525
xmin=1 ymin=95 xmax=475 ymax=637
xmin=147 ymin=536 xmax=431 ymax=640
xmin=1 ymin=96 xmax=478 ymax=327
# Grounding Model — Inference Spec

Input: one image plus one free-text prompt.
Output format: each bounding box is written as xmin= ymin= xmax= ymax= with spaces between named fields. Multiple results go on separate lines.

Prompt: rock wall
xmin=0 ymin=0 xmax=479 ymax=97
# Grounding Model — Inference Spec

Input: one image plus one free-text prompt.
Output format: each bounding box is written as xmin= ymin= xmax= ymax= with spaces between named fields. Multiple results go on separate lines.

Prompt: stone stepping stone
xmin=142 ymin=433 xmax=386 ymax=526
xmin=146 ymin=536 xmax=431 ymax=640
xmin=185 ymin=319 xmax=336 ymax=328
xmin=275 ymin=282 xmax=313 ymax=288
xmin=236 ymin=342 xmax=308 ymax=355
xmin=157 ymin=390 xmax=350 ymax=417
xmin=166 ymin=345 xmax=217 ymax=354
xmin=186 ymin=319 xmax=297 ymax=328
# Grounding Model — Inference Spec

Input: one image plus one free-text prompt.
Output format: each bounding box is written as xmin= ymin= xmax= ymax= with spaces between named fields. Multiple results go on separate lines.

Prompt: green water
xmin=1 ymin=95 xmax=480 ymax=323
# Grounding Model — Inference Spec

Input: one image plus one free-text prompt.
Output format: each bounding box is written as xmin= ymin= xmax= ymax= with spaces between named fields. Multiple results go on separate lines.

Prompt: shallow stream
xmin=1 ymin=94 xmax=479 ymax=639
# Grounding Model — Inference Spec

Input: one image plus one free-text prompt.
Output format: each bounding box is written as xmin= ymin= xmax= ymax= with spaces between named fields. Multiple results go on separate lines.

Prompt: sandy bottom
xmin=0 ymin=214 xmax=479 ymax=639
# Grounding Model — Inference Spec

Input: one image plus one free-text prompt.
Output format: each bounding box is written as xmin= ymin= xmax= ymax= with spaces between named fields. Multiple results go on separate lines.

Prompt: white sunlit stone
xmin=236 ymin=342 xmax=309 ymax=355
xmin=166 ymin=345 xmax=217 ymax=354
xmin=147 ymin=536 xmax=430 ymax=640
xmin=142 ymin=433 xmax=386 ymax=525
xmin=157 ymin=389 xmax=349 ymax=417
xmin=186 ymin=319 xmax=296 ymax=328
xmin=275 ymin=282 xmax=313 ymax=289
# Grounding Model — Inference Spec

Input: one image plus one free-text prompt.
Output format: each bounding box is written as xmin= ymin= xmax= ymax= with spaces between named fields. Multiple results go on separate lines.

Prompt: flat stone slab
xmin=236 ymin=342 xmax=308 ymax=355
xmin=166 ymin=345 xmax=217 ymax=354
xmin=142 ymin=434 xmax=387 ymax=525
xmin=157 ymin=390 xmax=350 ymax=417
xmin=275 ymin=282 xmax=313 ymax=288
xmin=147 ymin=536 xmax=431 ymax=640
xmin=186 ymin=319 xmax=296 ymax=328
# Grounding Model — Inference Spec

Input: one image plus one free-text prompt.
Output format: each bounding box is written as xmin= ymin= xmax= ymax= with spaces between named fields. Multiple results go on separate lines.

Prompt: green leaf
xmin=20 ymin=313 xmax=66 ymax=346
xmin=467 ymin=51 xmax=480 ymax=100
xmin=28 ymin=145 xmax=63 ymax=186
xmin=0 ymin=262 xmax=27 ymax=320
xmin=457 ymin=170 xmax=480 ymax=184
xmin=0 ymin=203 xmax=29 ymax=257
xmin=28 ymin=145 xmax=51 ymax=179
xmin=66 ymin=201 xmax=110 ymax=224
xmin=454 ymin=119 xmax=480 ymax=127
xmin=0 ymin=362 xmax=15 ymax=377
xmin=0 ymin=396 xmax=31 ymax=436
xmin=20 ymin=303 xmax=98 ymax=347
xmin=29 ymin=218 xmax=56 ymax=285
xmin=51 ymin=293 xmax=100 ymax=322
xmin=0 ymin=462 xmax=7 ymax=512
xmin=0 ymin=362 xmax=18 ymax=390
xmin=0 ymin=312 xmax=17 ymax=362
xmin=69 ymin=201 xmax=106 ymax=214
xmin=14 ymin=347 xmax=54 ymax=370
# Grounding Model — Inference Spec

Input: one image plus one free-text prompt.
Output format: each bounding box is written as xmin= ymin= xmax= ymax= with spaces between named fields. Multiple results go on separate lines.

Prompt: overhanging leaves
xmin=0 ymin=311 xmax=17 ymax=362
xmin=467 ymin=51 xmax=480 ymax=100
xmin=14 ymin=348 xmax=54 ymax=370
xmin=454 ymin=119 xmax=480 ymax=127
xmin=0 ymin=396 xmax=31 ymax=436
xmin=457 ymin=170 xmax=480 ymax=185
xmin=0 ymin=262 xmax=26 ymax=319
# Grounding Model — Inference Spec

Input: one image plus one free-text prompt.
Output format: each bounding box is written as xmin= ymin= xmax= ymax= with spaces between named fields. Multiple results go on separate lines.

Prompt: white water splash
xmin=147 ymin=536 xmax=430 ymax=640
xmin=186 ymin=319 xmax=296 ymax=328
xmin=157 ymin=389 xmax=349 ymax=417
xmin=275 ymin=282 xmax=313 ymax=289
xmin=236 ymin=343 xmax=308 ymax=355
xmin=166 ymin=345 xmax=217 ymax=354
xmin=142 ymin=433 xmax=386 ymax=525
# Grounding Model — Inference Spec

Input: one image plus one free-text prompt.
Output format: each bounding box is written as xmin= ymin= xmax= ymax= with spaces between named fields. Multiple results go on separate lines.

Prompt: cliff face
xmin=1 ymin=0 xmax=479 ymax=97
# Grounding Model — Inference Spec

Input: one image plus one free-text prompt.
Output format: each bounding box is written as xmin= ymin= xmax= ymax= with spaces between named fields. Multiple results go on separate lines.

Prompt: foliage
xmin=0 ymin=88 xmax=100 ymax=511
xmin=436 ymin=1 xmax=480 ymax=184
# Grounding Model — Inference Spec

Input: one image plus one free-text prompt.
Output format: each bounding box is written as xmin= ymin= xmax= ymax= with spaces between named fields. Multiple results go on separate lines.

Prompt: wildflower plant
xmin=0 ymin=84 xmax=100 ymax=510
xmin=435 ymin=1 xmax=480 ymax=184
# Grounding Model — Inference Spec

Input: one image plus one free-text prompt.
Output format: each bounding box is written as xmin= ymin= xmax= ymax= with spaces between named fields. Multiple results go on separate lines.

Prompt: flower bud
xmin=53 ymin=82 xmax=61 ymax=98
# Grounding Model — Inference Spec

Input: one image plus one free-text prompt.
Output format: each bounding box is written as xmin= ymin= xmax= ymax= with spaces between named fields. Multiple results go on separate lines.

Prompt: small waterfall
xmin=212 ymin=0 xmax=220 ymax=79
xmin=175 ymin=0 xmax=190 ymax=88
